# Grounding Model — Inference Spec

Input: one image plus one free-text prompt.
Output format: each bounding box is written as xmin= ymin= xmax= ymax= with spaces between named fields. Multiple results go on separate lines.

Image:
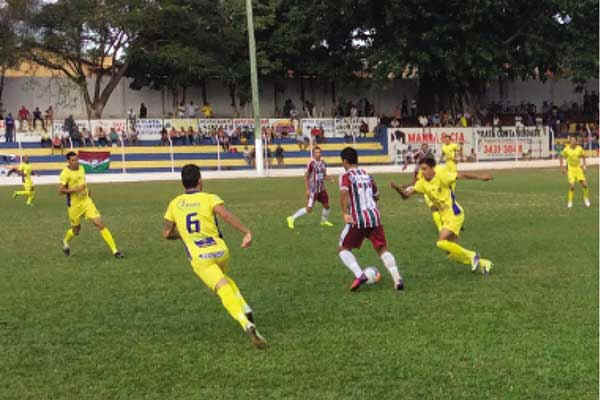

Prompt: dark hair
xmin=65 ymin=151 xmax=77 ymax=160
xmin=419 ymin=157 xmax=436 ymax=168
xmin=314 ymin=146 xmax=322 ymax=151
xmin=181 ymin=164 xmax=201 ymax=189
xmin=340 ymin=147 xmax=358 ymax=164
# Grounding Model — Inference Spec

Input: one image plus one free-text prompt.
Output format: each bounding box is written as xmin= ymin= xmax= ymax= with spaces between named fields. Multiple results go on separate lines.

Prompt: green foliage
xmin=0 ymin=168 xmax=598 ymax=398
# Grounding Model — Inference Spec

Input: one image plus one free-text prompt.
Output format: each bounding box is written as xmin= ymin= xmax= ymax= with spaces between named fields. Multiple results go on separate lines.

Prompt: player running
xmin=391 ymin=157 xmax=494 ymax=275
xmin=441 ymin=134 xmax=460 ymax=189
xmin=163 ymin=164 xmax=266 ymax=349
xmin=560 ymin=135 xmax=590 ymax=208
xmin=408 ymin=143 xmax=444 ymax=231
xmin=10 ymin=155 xmax=37 ymax=206
xmin=338 ymin=147 xmax=404 ymax=292
xmin=287 ymin=146 xmax=334 ymax=229
xmin=59 ymin=151 xmax=123 ymax=258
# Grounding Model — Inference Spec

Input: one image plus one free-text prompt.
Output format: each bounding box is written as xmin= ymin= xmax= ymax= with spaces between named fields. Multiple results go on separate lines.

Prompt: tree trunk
xmin=201 ymin=80 xmax=207 ymax=104
xmin=228 ymin=83 xmax=238 ymax=116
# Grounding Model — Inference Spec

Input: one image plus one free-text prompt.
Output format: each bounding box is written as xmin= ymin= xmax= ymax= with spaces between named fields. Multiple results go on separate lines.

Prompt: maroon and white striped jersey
xmin=306 ymin=159 xmax=327 ymax=193
xmin=339 ymin=168 xmax=381 ymax=228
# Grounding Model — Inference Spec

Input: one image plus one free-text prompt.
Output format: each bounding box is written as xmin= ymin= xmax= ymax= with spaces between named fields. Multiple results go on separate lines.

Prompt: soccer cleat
xmin=62 ymin=242 xmax=70 ymax=257
xmin=480 ymin=259 xmax=493 ymax=276
xmin=395 ymin=278 xmax=404 ymax=291
xmin=286 ymin=216 xmax=294 ymax=230
xmin=471 ymin=253 xmax=480 ymax=273
xmin=245 ymin=324 xmax=267 ymax=349
xmin=584 ymin=199 xmax=591 ymax=208
xmin=567 ymin=202 xmax=573 ymax=209
xmin=114 ymin=251 xmax=124 ymax=259
xmin=320 ymin=220 xmax=333 ymax=227
xmin=350 ymin=273 xmax=368 ymax=292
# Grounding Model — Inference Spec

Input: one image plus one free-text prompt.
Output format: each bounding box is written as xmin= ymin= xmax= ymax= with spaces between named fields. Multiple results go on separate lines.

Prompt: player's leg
xmin=217 ymin=253 xmax=254 ymax=322
xmin=319 ymin=191 xmax=333 ymax=226
xmin=63 ymin=223 xmax=80 ymax=256
xmin=25 ymin=185 xmax=35 ymax=206
xmin=370 ymin=226 xmax=404 ymax=290
xmin=89 ymin=205 xmax=122 ymax=258
xmin=287 ymin=193 xmax=313 ymax=229
xmin=338 ymin=225 xmax=368 ymax=291
xmin=567 ymin=170 xmax=576 ymax=208
xmin=192 ymin=259 xmax=266 ymax=349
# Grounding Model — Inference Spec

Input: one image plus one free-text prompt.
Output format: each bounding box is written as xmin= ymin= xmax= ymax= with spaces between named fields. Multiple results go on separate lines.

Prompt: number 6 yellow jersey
xmin=164 ymin=191 xmax=226 ymax=259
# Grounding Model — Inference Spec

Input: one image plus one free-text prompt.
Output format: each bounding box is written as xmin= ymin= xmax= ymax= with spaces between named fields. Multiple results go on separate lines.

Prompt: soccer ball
xmin=364 ymin=266 xmax=381 ymax=285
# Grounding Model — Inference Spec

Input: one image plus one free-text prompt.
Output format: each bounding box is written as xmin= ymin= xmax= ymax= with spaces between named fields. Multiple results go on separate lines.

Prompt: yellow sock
xmin=64 ymin=228 xmax=75 ymax=245
xmin=100 ymin=228 xmax=118 ymax=254
xmin=583 ymin=187 xmax=589 ymax=200
xmin=26 ymin=191 xmax=35 ymax=205
xmin=14 ymin=190 xmax=27 ymax=197
xmin=225 ymin=275 xmax=250 ymax=312
xmin=431 ymin=212 xmax=442 ymax=232
xmin=568 ymin=189 xmax=574 ymax=202
xmin=437 ymin=240 xmax=475 ymax=266
xmin=216 ymin=284 xmax=251 ymax=330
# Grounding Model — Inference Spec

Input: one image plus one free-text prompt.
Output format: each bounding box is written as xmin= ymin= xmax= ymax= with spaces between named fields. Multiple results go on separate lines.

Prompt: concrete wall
xmin=1 ymin=75 xmax=597 ymax=120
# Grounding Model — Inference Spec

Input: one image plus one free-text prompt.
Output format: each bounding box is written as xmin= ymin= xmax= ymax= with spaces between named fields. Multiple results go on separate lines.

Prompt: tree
xmin=365 ymin=0 xmax=599 ymax=114
xmin=0 ymin=2 xmax=23 ymax=104
xmin=12 ymin=0 xmax=150 ymax=118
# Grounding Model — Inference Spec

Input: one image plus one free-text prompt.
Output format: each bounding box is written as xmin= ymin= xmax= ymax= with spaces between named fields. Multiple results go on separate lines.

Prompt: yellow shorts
xmin=68 ymin=198 xmax=100 ymax=226
xmin=190 ymin=245 xmax=231 ymax=291
xmin=567 ymin=167 xmax=586 ymax=184
xmin=440 ymin=211 xmax=464 ymax=237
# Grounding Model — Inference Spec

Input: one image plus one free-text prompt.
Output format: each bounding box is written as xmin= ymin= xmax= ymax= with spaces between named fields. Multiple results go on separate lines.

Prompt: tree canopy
xmin=7 ymin=0 xmax=599 ymax=117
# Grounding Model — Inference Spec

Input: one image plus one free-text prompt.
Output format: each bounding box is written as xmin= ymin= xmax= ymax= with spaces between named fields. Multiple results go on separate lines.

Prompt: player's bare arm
xmin=582 ymin=154 xmax=587 ymax=170
xmin=214 ymin=204 xmax=252 ymax=248
xmin=340 ymin=189 xmax=354 ymax=224
xmin=162 ymin=220 xmax=180 ymax=240
xmin=457 ymin=172 xmax=493 ymax=181
xmin=559 ymin=155 xmax=566 ymax=174
xmin=58 ymin=184 xmax=86 ymax=195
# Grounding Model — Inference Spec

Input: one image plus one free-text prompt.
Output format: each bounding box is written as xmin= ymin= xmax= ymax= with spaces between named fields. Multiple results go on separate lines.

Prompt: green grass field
xmin=1 ymin=167 xmax=598 ymax=399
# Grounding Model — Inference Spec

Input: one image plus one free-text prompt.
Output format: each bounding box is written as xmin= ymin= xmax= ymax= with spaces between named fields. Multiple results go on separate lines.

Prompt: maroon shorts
xmin=339 ymin=224 xmax=387 ymax=250
xmin=307 ymin=190 xmax=329 ymax=208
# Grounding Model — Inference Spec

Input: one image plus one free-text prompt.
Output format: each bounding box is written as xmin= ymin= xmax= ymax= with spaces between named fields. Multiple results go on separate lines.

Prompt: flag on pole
xmin=78 ymin=151 xmax=110 ymax=173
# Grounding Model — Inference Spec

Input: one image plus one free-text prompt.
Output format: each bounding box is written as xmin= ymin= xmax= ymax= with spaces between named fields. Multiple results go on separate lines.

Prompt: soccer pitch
xmin=1 ymin=168 xmax=598 ymax=399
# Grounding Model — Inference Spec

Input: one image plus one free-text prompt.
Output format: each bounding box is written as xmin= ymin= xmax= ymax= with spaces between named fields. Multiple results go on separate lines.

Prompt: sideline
xmin=1 ymin=158 xmax=598 ymax=186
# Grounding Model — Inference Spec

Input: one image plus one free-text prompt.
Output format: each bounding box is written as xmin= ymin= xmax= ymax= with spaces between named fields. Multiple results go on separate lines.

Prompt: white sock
xmin=291 ymin=207 xmax=307 ymax=220
xmin=339 ymin=250 xmax=363 ymax=278
xmin=321 ymin=208 xmax=331 ymax=221
xmin=381 ymin=251 xmax=401 ymax=284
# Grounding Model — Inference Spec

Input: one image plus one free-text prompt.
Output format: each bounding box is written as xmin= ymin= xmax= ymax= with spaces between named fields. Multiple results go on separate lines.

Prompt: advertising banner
xmin=474 ymin=126 xmax=549 ymax=159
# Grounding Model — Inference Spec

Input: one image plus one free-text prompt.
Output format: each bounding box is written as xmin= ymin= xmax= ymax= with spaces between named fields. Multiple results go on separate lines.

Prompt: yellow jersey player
xmin=441 ymin=134 xmax=460 ymax=176
xmin=10 ymin=155 xmax=37 ymax=206
xmin=391 ymin=157 xmax=494 ymax=275
xmin=163 ymin=164 xmax=266 ymax=349
xmin=59 ymin=151 xmax=123 ymax=258
xmin=560 ymin=135 xmax=590 ymax=208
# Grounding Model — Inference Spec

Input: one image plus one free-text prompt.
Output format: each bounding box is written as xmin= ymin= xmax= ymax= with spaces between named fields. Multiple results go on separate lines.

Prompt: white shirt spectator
xmin=418 ymin=115 xmax=428 ymax=127
xmin=186 ymin=102 xmax=196 ymax=118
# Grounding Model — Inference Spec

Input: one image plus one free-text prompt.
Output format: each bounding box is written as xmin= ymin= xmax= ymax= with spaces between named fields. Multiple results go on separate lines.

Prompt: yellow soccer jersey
xmin=19 ymin=163 xmax=33 ymax=186
xmin=562 ymin=145 xmax=584 ymax=169
xmin=414 ymin=165 xmax=462 ymax=216
xmin=59 ymin=166 xmax=90 ymax=207
xmin=442 ymin=143 xmax=459 ymax=169
xmin=164 ymin=191 xmax=226 ymax=259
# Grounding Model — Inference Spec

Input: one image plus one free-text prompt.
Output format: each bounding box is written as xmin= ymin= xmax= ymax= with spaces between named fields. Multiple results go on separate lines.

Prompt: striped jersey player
xmin=337 ymin=147 xmax=404 ymax=292
xmin=287 ymin=147 xmax=334 ymax=229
